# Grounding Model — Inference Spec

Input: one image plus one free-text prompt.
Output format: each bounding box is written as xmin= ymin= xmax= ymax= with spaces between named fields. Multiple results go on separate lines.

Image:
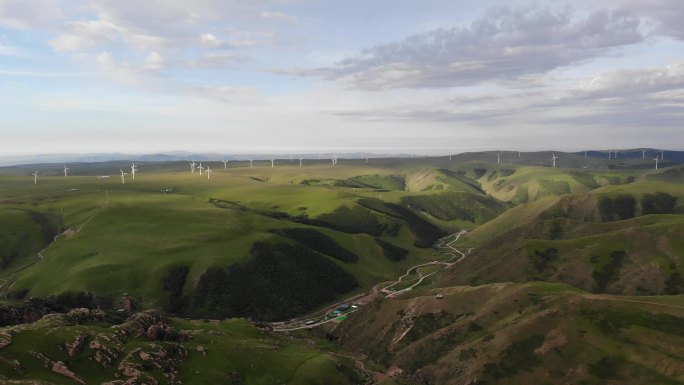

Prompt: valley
xmin=1 ymin=150 xmax=683 ymax=384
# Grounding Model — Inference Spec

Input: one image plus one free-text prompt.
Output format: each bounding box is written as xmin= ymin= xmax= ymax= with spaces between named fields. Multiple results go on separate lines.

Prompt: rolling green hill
xmin=331 ymin=282 xmax=684 ymax=385
xmin=2 ymin=153 xmax=684 ymax=384
xmin=0 ymin=309 xmax=366 ymax=384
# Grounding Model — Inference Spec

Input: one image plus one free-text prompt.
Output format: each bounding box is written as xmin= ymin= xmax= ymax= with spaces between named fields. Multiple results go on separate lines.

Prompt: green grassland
xmin=0 ymin=163 xmax=451 ymax=318
xmin=1 ymin=152 xmax=684 ymax=384
xmin=0 ymin=310 xmax=365 ymax=384
xmin=331 ymin=282 xmax=684 ymax=385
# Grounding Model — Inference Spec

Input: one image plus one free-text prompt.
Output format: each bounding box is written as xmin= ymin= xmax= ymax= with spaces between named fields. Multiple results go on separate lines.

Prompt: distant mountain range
xmin=0 ymin=152 xmax=407 ymax=167
xmin=0 ymin=149 xmax=682 ymax=167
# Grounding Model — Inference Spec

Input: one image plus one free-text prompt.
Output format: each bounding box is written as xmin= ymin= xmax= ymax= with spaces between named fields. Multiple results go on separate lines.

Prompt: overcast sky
xmin=0 ymin=0 xmax=682 ymax=155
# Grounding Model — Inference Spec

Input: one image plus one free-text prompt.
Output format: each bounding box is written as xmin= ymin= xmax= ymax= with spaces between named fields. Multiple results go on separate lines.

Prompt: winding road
xmin=271 ymin=230 xmax=471 ymax=332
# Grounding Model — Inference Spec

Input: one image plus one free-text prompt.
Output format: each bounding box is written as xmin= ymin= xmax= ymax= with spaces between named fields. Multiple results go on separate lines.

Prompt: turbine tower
xmin=497 ymin=153 xmax=500 ymax=164
xmin=131 ymin=163 xmax=138 ymax=180
xmin=197 ymin=162 xmax=204 ymax=175
xmin=189 ymin=161 xmax=196 ymax=174
xmin=661 ymin=150 xmax=664 ymax=161
xmin=222 ymin=160 xmax=228 ymax=170
xmin=642 ymin=150 xmax=646 ymax=159
xmin=654 ymin=157 xmax=659 ymax=170
xmin=64 ymin=166 xmax=69 ymax=177
xmin=206 ymin=166 xmax=214 ymax=180
xmin=120 ymin=170 xmax=127 ymax=184
xmin=32 ymin=170 xmax=38 ymax=184
xmin=551 ymin=153 xmax=559 ymax=168
xmin=299 ymin=157 xmax=303 ymax=167
xmin=271 ymin=158 xmax=275 ymax=168
xmin=249 ymin=159 xmax=254 ymax=168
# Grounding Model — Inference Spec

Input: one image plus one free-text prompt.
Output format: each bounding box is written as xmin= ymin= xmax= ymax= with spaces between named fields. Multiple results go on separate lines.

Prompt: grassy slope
xmin=332 ymin=282 xmax=684 ymax=385
xmin=0 ymin=165 xmax=440 ymax=310
xmin=447 ymin=178 xmax=684 ymax=295
xmin=0 ymin=313 xmax=364 ymax=384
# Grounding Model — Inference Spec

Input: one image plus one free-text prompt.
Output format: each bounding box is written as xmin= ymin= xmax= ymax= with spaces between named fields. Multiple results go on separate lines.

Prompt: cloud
xmin=50 ymin=19 xmax=124 ymax=51
xmin=143 ymin=51 xmax=164 ymax=70
xmin=294 ymin=6 xmax=644 ymax=89
xmin=184 ymin=52 xmax=248 ymax=69
xmin=0 ymin=0 xmax=62 ymax=29
xmin=329 ymin=62 xmax=684 ymax=130
xmin=190 ymin=85 xmax=260 ymax=103
xmin=260 ymin=11 xmax=297 ymax=21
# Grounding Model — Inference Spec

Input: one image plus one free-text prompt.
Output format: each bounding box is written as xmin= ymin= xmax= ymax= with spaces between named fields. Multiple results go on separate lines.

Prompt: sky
xmin=0 ymin=0 xmax=682 ymax=155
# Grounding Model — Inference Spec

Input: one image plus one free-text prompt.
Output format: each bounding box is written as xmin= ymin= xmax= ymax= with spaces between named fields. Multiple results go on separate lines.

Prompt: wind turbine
xmin=551 ymin=153 xmax=558 ymax=168
xmin=120 ymin=170 xmax=127 ymax=184
xmin=131 ymin=163 xmax=138 ymax=180
xmin=613 ymin=151 xmax=618 ymax=159
xmin=497 ymin=153 xmax=500 ymax=164
xmin=197 ymin=162 xmax=204 ymax=175
xmin=189 ymin=161 xmax=197 ymax=174
xmin=206 ymin=166 xmax=214 ymax=180
xmin=654 ymin=157 xmax=659 ymax=170
xmin=64 ymin=166 xmax=69 ymax=177
xmin=222 ymin=160 xmax=228 ymax=170
xmin=299 ymin=157 xmax=303 ymax=167
xmin=449 ymin=154 xmax=452 ymax=161
xmin=32 ymin=170 xmax=38 ymax=184
xmin=249 ymin=159 xmax=254 ymax=168
xmin=270 ymin=158 xmax=275 ymax=168
xmin=661 ymin=150 xmax=664 ymax=161
xmin=642 ymin=150 xmax=646 ymax=159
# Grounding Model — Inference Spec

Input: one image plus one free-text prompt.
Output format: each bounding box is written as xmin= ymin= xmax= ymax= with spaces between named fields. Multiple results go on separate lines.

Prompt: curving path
xmin=271 ymin=230 xmax=471 ymax=332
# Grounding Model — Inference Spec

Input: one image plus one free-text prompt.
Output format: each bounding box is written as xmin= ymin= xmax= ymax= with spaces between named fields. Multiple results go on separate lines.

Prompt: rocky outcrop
xmin=52 ymin=361 xmax=86 ymax=384
xmin=66 ymin=332 xmax=88 ymax=357
xmin=0 ymin=332 xmax=11 ymax=349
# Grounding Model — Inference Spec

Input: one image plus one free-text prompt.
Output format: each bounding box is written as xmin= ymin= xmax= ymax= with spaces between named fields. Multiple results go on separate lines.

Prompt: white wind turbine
xmin=642 ymin=150 xmax=646 ymax=159
xmin=551 ymin=153 xmax=559 ymax=168
xmin=299 ymin=156 xmax=303 ymax=167
xmin=206 ymin=166 xmax=214 ymax=180
xmin=189 ymin=161 xmax=197 ymax=174
xmin=222 ymin=160 xmax=228 ymax=170
xmin=270 ymin=158 xmax=275 ymax=168
xmin=661 ymin=150 xmax=664 ymax=160
xmin=654 ymin=157 xmax=659 ymax=170
xmin=131 ymin=163 xmax=138 ymax=180
xmin=497 ymin=153 xmax=500 ymax=164
xmin=120 ymin=170 xmax=127 ymax=184
xmin=64 ymin=166 xmax=69 ymax=177
xmin=197 ymin=162 xmax=204 ymax=175
xmin=32 ymin=170 xmax=38 ymax=184
xmin=249 ymin=159 xmax=254 ymax=168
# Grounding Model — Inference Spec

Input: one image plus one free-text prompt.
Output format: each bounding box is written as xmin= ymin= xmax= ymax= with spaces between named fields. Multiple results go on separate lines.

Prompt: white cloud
xmin=50 ymin=19 xmax=123 ymax=51
xmin=260 ymin=11 xmax=297 ymax=21
xmin=0 ymin=0 xmax=62 ymax=29
xmin=296 ymin=6 xmax=645 ymax=89
xmin=143 ymin=51 xmax=164 ymax=71
xmin=200 ymin=33 xmax=221 ymax=47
